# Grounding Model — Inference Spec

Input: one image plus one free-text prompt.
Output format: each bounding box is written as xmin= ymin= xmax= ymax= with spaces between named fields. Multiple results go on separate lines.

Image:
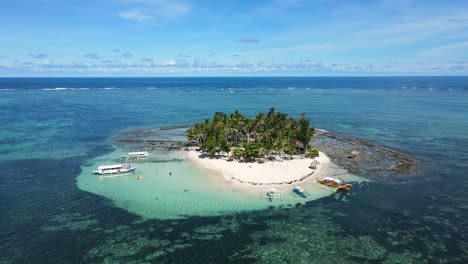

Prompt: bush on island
xmin=243 ymin=142 xmax=260 ymax=158
xmin=232 ymin=147 xmax=244 ymax=158
xmin=285 ymin=146 xmax=296 ymax=155
xmin=306 ymin=149 xmax=319 ymax=158
xmin=219 ymin=140 xmax=231 ymax=154
xmin=202 ymin=140 xmax=217 ymax=157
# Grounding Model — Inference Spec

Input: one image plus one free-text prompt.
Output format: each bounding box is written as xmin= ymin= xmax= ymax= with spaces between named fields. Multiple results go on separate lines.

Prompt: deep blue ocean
xmin=0 ymin=77 xmax=467 ymax=263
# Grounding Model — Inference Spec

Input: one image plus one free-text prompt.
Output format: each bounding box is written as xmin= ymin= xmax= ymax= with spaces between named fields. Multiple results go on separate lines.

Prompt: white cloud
xmin=420 ymin=41 xmax=468 ymax=57
xmin=118 ymin=0 xmax=190 ymax=22
xmin=83 ymin=53 xmax=102 ymax=59
xmin=355 ymin=14 xmax=468 ymax=46
xmin=118 ymin=9 xmax=154 ymax=22
xmin=121 ymin=52 xmax=134 ymax=58
xmin=162 ymin=60 xmax=176 ymax=66
xmin=275 ymin=0 xmax=303 ymax=6
xmin=227 ymin=43 xmax=335 ymax=58
xmin=264 ymin=43 xmax=335 ymax=53
xmin=275 ymin=0 xmax=298 ymax=3
xmin=3 ymin=58 xmax=465 ymax=74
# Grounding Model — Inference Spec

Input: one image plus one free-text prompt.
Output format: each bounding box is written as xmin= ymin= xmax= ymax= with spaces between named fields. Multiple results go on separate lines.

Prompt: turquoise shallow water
xmin=1 ymin=77 xmax=467 ymax=263
xmin=77 ymin=146 xmax=364 ymax=219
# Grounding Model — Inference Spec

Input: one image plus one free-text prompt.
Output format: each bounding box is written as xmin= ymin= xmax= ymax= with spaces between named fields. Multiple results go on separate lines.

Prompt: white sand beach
xmin=186 ymin=150 xmax=330 ymax=188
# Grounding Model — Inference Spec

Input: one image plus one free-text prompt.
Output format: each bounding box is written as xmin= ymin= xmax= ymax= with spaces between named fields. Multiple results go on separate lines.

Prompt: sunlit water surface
xmin=1 ymin=77 xmax=467 ymax=263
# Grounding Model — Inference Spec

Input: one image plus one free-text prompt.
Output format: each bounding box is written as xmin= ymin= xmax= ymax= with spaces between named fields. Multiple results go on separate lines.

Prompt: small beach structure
xmin=309 ymin=159 xmax=320 ymax=169
xmin=261 ymin=187 xmax=282 ymax=201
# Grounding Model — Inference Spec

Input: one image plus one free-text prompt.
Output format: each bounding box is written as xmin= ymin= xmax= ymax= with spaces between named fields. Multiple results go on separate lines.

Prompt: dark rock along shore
xmin=114 ymin=126 xmax=417 ymax=180
xmin=312 ymin=130 xmax=417 ymax=180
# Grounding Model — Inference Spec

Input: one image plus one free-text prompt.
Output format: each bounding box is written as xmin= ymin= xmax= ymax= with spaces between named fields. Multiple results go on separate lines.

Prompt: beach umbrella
xmin=311 ymin=160 xmax=320 ymax=166
xmin=310 ymin=159 xmax=320 ymax=168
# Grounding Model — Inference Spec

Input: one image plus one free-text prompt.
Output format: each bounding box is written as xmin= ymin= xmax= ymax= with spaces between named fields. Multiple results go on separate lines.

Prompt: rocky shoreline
xmin=312 ymin=129 xmax=417 ymax=179
xmin=113 ymin=125 xmax=190 ymax=152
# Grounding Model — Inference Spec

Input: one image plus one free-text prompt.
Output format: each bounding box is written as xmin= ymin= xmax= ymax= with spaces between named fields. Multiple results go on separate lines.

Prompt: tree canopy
xmin=186 ymin=108 xmax=317 ymax=158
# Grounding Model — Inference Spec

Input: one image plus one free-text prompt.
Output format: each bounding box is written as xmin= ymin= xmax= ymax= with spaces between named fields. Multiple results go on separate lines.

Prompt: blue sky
xmin=0 ymin=0 xmax=467 ymax=76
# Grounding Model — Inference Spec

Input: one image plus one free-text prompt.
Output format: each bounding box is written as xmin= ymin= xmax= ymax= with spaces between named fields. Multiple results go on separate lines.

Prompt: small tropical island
xmin=112 ymin=108 xmax=416 ymax=192
xmin=184 ymin=108 xmax=330 ymax=187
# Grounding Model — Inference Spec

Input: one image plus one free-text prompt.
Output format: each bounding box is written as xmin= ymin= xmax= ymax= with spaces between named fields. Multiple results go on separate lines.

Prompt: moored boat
xmin=292 ymin=186 xmax=307 ymax=197
xmin=128 ymin=150 xmax=149 ymax=159
xmin=261 ymin=187 xmax=282 ymax=201
xmin=92 ymin=164 xmax=136 ymax=176
xmin=316 ymin=177 xmax=352 ymax=192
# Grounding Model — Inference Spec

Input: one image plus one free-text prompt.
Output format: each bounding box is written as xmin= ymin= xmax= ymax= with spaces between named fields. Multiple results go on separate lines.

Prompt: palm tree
xmin=188 ymin=108 xmax=315 ymax=159
xmin=231 ymin=110 xmax=244 ymax=146
xmin=253 ymin=112 xmax=265 ymax=142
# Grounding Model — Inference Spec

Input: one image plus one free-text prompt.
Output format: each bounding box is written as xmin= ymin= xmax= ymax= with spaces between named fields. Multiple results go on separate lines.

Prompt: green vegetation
xmin=243 ymin=142 xmax=260 ymax=158
xmin=186 ymin=108 xmax=317 ymax=159
xmin=306 ymin=148 xmax=319 ymax=158
xmin=232 ymin=147 xmax=244 ymax=158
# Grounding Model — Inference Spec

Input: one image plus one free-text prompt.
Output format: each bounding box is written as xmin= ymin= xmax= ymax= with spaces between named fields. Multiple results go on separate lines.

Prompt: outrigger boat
xmin=93 ymin=164 xmax=136 ymax=176
xmin=127 ymin=148 xmax=149 ymax=159
xmin=315 ymin=177 xmax=352 ymax=192
xmin=261 ymin=188 xmax=282 ymax=201
xmin=292 ymin=186 xmax=307 ymax=198
xmin=93 ymin=158 xmax=136 ymax=177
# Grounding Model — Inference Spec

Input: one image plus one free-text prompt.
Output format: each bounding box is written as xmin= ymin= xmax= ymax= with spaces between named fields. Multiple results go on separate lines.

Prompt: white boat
xmin=267 ymin=188 xmax=277 ymax=196
xmin=261 ymin=187 xmax=282 ymax=201
xmin=292 ymin=186 xmax=304 ymax=193
xmin=128 ymin=150 xmax=149 ymax=159
xmin=292 ymin=186 xmax=306 ymax=197
xmin=92 ymin=164 xmax=136 ymax=176
xmin=315 ymin=176 xmax=352 ymax=192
